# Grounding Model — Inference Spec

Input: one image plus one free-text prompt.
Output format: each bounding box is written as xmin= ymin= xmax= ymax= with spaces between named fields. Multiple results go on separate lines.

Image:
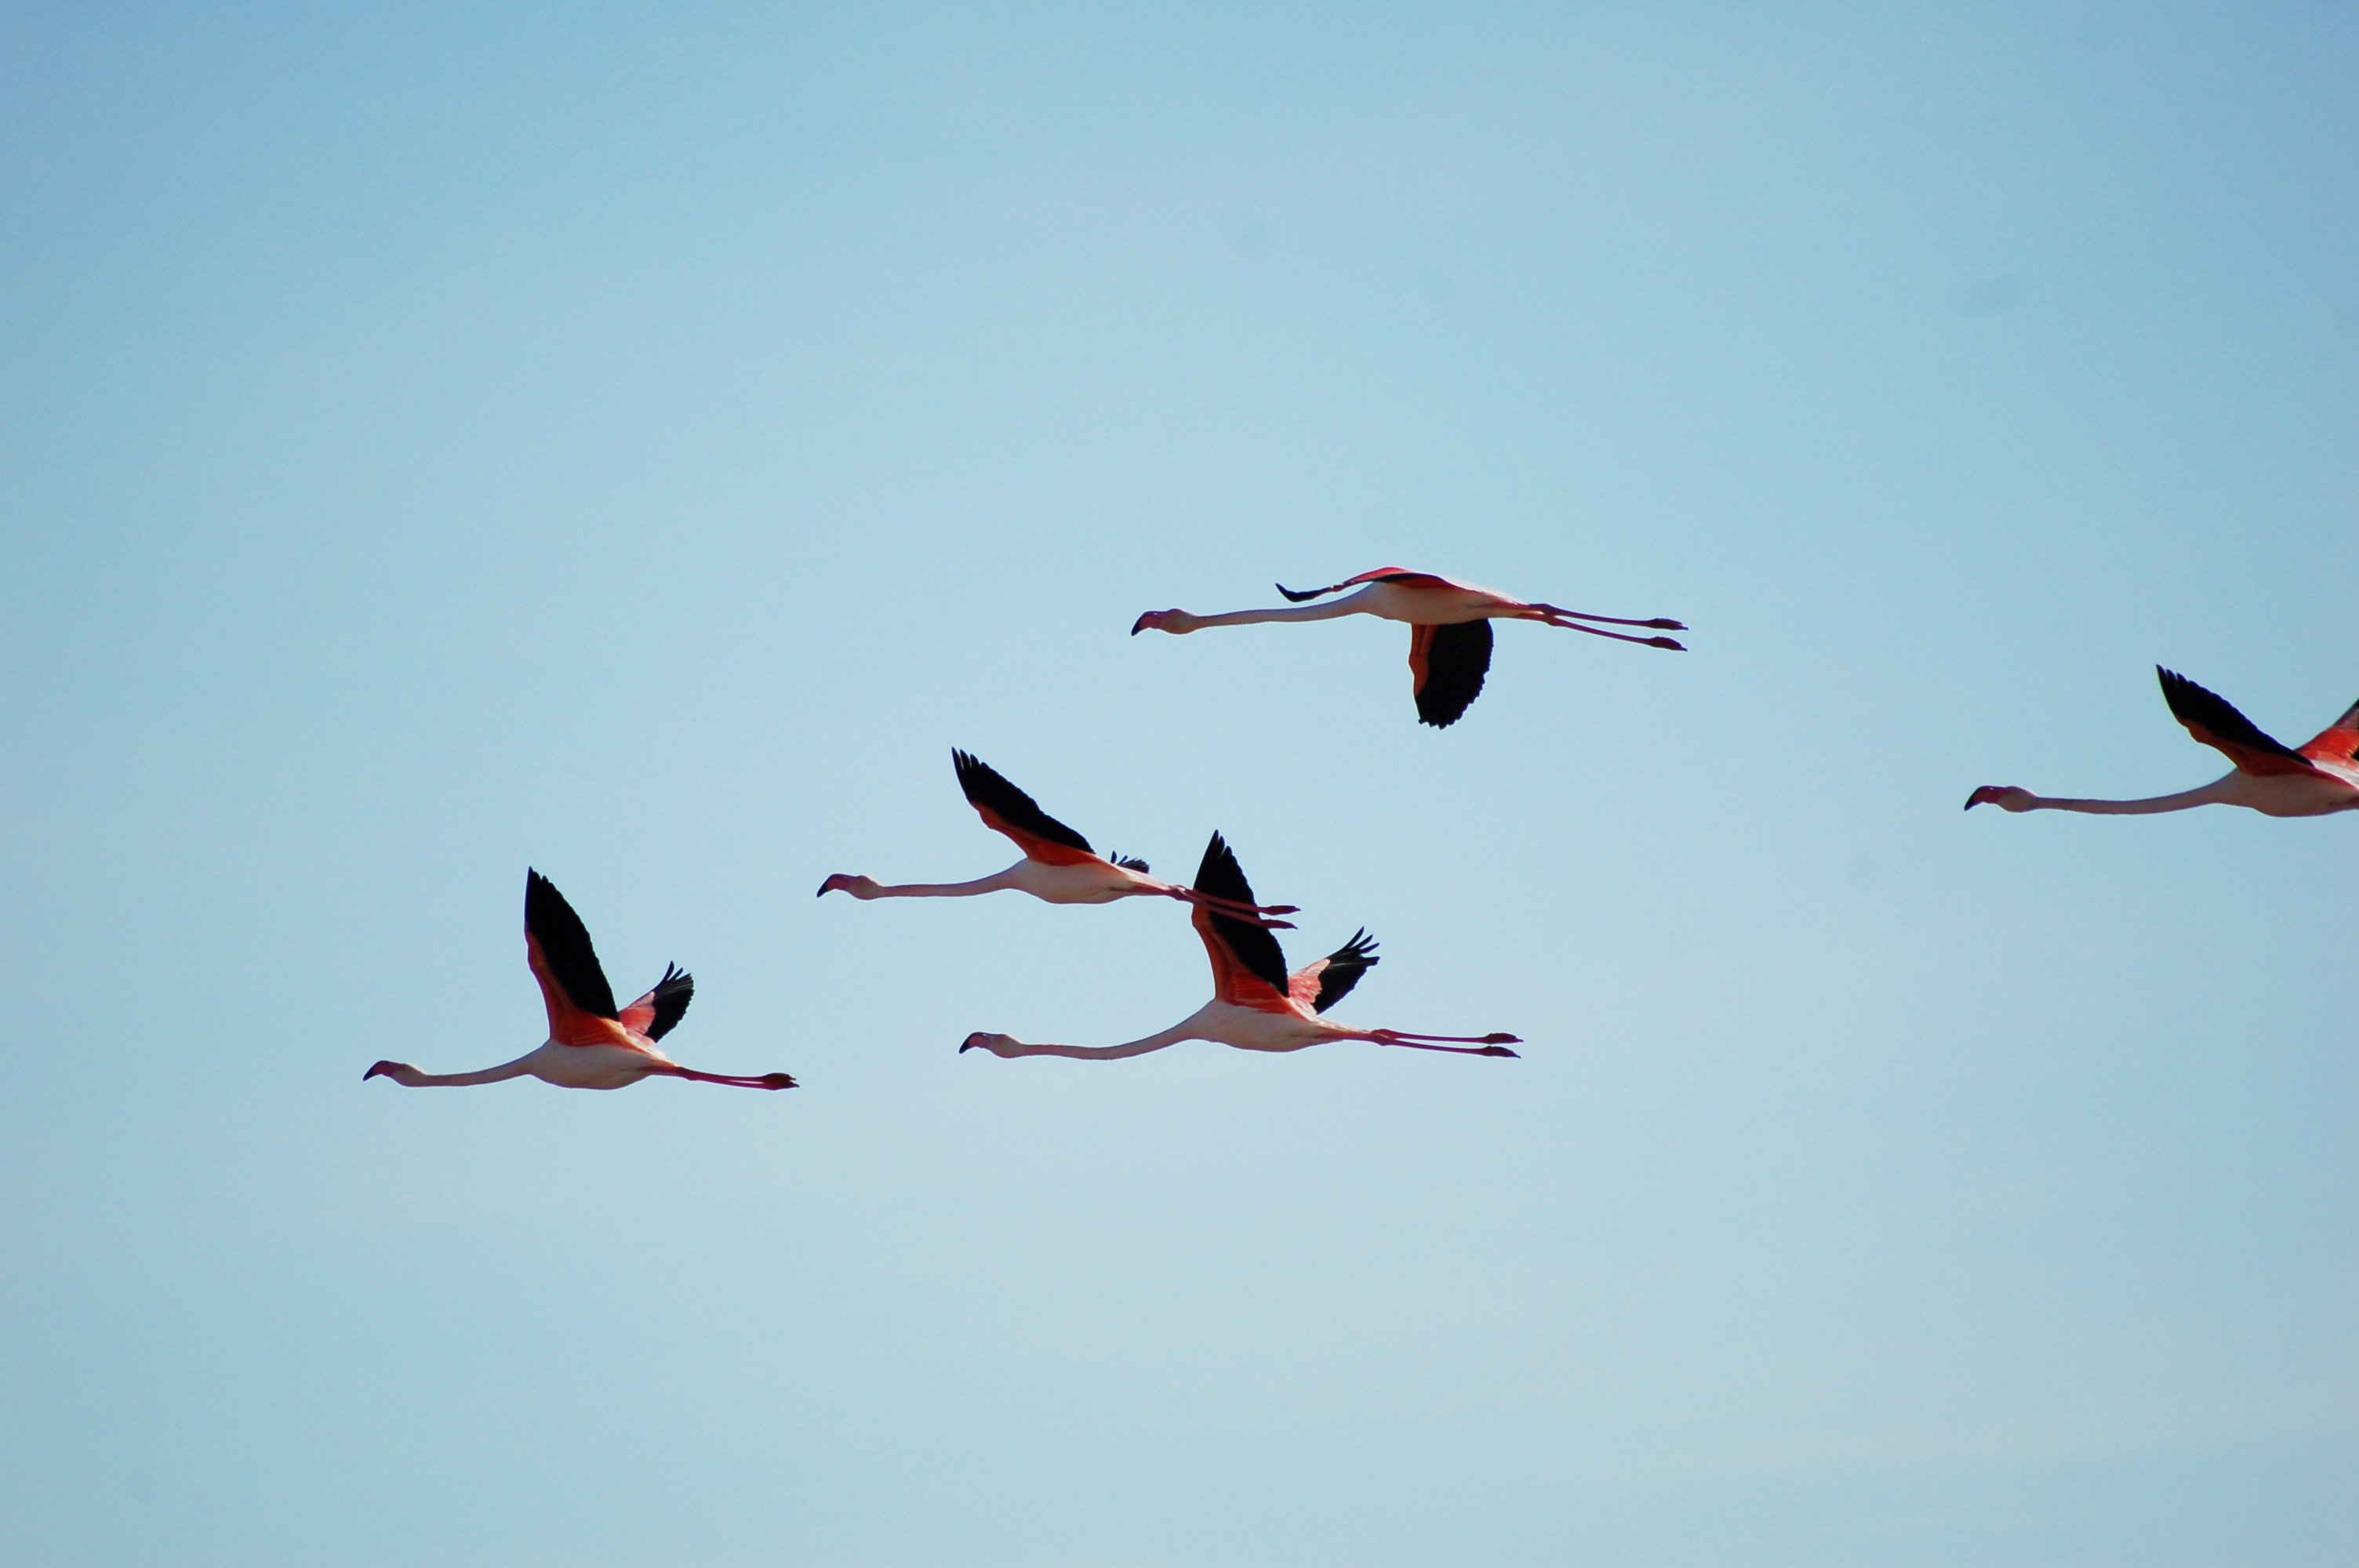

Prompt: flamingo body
xmin=819 ymin=750 xmax=1296 ymax=924
xmin=1130 ymin=568 xmax=1684 ymax=728
xmin=1967 ymin=668 xmax=2359 ymax=819
xmin=363 ymin=870 xmax=796 ymax=1091
xmin=960 ymin=833 xmax=1519 ymax=1061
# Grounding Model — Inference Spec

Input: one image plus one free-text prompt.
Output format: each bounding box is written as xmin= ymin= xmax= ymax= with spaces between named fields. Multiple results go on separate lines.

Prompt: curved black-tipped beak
xmin=1129 ymin=613 xmax=1149 ymax=635
xmin=763 ymin=1073 xmax=798 ymax=1089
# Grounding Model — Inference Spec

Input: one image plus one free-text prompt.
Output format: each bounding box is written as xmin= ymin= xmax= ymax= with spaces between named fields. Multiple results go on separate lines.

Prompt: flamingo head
xmin=816 ymin=873 xmax=878 ymax=898
xmin=960 ymin=1032 xmax=1016 ymax=1056
xmin=1964 ymin=786 xmax=2034 ymax=812
xmin=758 ymin=1073 xmax=798 ymax=1089
xmin=363 ymin=1060 xmax=420 ymax=1084
xmin=1130 ymin=609 xmax=1196 ymax=636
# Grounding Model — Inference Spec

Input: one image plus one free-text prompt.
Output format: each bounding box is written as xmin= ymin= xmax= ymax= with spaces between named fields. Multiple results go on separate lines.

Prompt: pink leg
xmin=1363 ymin=1029 xmax=1521 ymax=1057
xmin=1168 ymin=888 xmax=1299 ymax=928
xmin=1531 ymin=603 xmax=1685 ymax=630
xmin=663 ymin=1066 xmax=798 ymax=1089
xmin=1541 ymin=617 xmax=1683 ymax=650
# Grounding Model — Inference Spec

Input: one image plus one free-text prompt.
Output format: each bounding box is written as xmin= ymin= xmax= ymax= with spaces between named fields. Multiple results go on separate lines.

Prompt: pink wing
xmin=617 ymin=965 xmax=693 ymax=1041
xmin=2297 ymin=692 xmax=2359 ymax=785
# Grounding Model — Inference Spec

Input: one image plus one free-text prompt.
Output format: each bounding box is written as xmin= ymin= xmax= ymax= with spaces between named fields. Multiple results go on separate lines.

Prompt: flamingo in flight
xmin=1130 ymin=568 xmax=1685 ymax=728
xmin=364 ymin=871 xmax=797 ymax=1091
xmin=960 ymin=832 xmax=1521 ymax=1062
xmin=1967 ymin=667 xmax=2359 ymax=818
xmin=819 ymin=750 xmax=1298 ymax=927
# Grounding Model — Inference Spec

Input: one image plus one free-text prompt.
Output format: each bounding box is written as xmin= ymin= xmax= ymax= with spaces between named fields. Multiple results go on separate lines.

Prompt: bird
xmin=959 ymin=831 xmax=1521 ymax=1062
xmin=1130 ymin=567 xmax=1685 ymax=728
xmin=1966 ymin=667 xmax=2359 ymax=818
xmin=364 ymin=870 xmax=797 ymax=1091
xmin=818 ymin=749 xmax=1299 ymax=926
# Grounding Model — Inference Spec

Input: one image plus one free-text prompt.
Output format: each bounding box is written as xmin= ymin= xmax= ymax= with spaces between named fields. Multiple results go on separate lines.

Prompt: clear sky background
xmin=3 ymin=3 xmax=2354 ymax=1564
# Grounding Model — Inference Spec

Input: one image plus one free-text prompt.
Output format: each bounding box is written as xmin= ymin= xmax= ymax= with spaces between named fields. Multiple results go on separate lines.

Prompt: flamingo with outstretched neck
xmin=820 ymin=750 xmax=1297 ymax=926
xmin=1967 ymin=667 xmax=2359 ymax=818
xmin=1131 ymin=568 xmax=1685 ymax=728
xmin=364 ymin=870 xmax=797 ymax=1091
xmin=960 ymin=832 xmax=1521 ymax=1062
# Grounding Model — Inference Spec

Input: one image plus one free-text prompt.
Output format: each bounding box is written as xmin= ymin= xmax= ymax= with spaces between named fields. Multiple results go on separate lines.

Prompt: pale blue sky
xmin=3 ymin=4 xmax=2354 ymax=1564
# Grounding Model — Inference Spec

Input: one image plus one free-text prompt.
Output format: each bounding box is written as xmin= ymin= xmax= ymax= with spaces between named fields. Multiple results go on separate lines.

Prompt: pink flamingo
xmin=365 ymin=871 xmax=796 ymax=1091
xmin=960 ymin=832 xmax=1521 ymax=1062
xmin=1967 ymin=667 xmax=2359 ymax=819
xmin=820 ymin=750 xmax=1297 ymax=926
xmin=1131 ymin=567 xmax=1685 ymax=728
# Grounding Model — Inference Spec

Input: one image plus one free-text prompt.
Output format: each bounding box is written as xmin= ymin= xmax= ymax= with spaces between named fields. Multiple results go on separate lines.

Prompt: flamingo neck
xmin=2023 ymin=779 xmax=2234 ymax=815
xmin=866 ymin=868 xmax=1023 ymax=898
xmin=1186 ymin=590 xmax=1378 ymax=630
xmin=998 ymin=1013 xmax=1209 ymax=1060
xmin=397 ymin=1051 xmax=536 ymax=1087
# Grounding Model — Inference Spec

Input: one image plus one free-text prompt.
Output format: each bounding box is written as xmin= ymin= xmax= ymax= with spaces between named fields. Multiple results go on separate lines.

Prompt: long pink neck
xmin=866 ymin=869 xmax=1022 ymax=898
xmin=998 ymin=1018 xmax=1203 ymax=1060
xmin=1187 ymin=590 xmax=1379 ymax=630
xmin=402 ymin=1052 xmax=534 ymax=1086
xmin=2021 ymin=779 xmax=2234 ymax=815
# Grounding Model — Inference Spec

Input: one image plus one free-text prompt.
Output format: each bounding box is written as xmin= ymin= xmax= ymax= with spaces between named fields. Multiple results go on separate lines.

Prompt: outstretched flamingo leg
xmin=1537 ymin=616 xmax=1684 ymax=650
xmin=1168 ymin=888 xmax=1299 ymax=928
xmin=1529 ymin=603 xmax=1686 ymax=630
xmin=1362 ymin=1029 xmax=1522 ymax=1057
xmin=661 ymin=1066 xmax=798 ymax=1089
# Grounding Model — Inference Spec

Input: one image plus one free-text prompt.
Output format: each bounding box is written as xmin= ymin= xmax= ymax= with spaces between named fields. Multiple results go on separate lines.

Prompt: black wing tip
xmin=645 ymin=963 xmax=693 ymax=1040
xmin=2154 ymin=665 xmax=2308 ymax=762
xmin=1111 ymin=852 xmax=1150 ymax=873
xmin=1310 ymin=927 xmax=1380 ymax=1012
xmin=1413 ymin=619 xmax=1492 ymax=728
xmin=1194 ymin=832 xmax=1292 ymax=996
xmin=522 ymin=866 xmax=620 ymax=1019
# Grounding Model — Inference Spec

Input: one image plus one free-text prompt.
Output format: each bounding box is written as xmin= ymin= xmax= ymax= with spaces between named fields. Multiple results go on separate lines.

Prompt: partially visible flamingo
xmin=959 ymin=832 xmax=1521 ymax=1062
xmin=819 ymin=750 xmax=1298 ymax=926
xmin=364 ymin=870 xmax=797 ymax=1091
xmin=1967 ymin=667 xmax=2359 ymax=818
xmin=1131 ymin=568 xmax=1685 ymax=728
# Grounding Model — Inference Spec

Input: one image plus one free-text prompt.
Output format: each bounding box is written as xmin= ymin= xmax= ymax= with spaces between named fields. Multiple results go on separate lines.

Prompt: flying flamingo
xmin=959 ymin=832 xmax=1521 ymax=1062
xmin=819 ymin=750 xmax=1298 ymax=926
xmin=1967 ymin=667 xmax=2359 ymax=818
xmin=1130 ymin=568 xmax=1686 ymax=728
xmin=364 ymin=870 xmax=797 ymax=1091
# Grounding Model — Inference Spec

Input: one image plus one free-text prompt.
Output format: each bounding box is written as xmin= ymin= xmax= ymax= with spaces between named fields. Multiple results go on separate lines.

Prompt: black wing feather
xmin=2156 ymin=667 xmax=2308 ymax=765
xmin=644 ymin=963 xmax=693 ymax=1041
xmin=952 ymin=750 xmax=1095 ymax=855
xmin=1194 ymin=833 xmax=1292 ymax=996
xmin=1416 ymin=619 xmax=1493 ymax=728
xmin=1310 ymin=929 xmax=1379 ymax=1013
xmin=525 ymin=869 xmax=620 ymax=1018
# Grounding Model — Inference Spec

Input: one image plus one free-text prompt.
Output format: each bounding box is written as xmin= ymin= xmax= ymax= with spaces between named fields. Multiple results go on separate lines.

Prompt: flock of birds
xmin=364 ymin=568 xmax=2359 ymax=1095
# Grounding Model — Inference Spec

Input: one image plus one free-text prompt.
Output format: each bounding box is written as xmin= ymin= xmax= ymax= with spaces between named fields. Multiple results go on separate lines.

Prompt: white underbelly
xmin=525 ymin=1042 xmax=667 ymax=1090
xmin=2227 ymin=773 xmax=2359 ymax=817
xmin=1198 ymin=1001 xmax=1336 ymax=1053
xmin=1364 ymin=583 xmax=1509 ymax=626
xmin=1009 ymin=859 xmax=1141 ymax=903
